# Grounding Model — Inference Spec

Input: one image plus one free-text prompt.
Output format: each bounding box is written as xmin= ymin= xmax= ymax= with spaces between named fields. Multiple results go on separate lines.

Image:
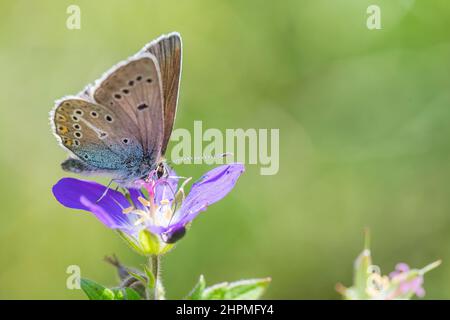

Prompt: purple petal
xmin=80 ymin=196 xmax=136 ymax=234
xmin=146 ymin=220 xmax=186 ymax=244
xmin=52 ymin=178 xmax=136 ymax=233
xmin=398 ymin=276 xmax=425 ymax=297
xmin=395 ymin=263 xmax=410 ymax=273
xmin=390 ymin=263 xmax=411 ymax=279
xmin=409 ymin=276 xmax=424 ymax=295
xmin=176 ymin=163 xmax=245 ymax=227
xmin=415 ymin=287 xmax=425 ymax=298
xmin=154 ymin=166 xmax=178 ymax=204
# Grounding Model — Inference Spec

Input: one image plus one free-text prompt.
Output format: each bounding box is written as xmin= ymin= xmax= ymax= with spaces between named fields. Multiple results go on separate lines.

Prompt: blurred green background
xmin=0 ymin=0 xmax=450 ymax=299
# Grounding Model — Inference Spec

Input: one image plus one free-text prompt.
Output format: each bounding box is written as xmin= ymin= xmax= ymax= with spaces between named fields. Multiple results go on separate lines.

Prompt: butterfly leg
xmin=96 ymin=179 xmax=115 ymax=203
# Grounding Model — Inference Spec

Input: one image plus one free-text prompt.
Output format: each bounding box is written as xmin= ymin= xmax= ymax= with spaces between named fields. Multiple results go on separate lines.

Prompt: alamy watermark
xmin=66 ymin=265 xmax=81 ymax=289
xmin=170 ymin=121 xmax=279 ymax=175
xmin=66 ymin=5 xmax=81 ymax=30
xmin=366 ymin=5 xmax=381 ymax=30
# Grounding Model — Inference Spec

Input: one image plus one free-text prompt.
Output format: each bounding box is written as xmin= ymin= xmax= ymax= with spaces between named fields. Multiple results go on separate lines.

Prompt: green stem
xmin=151 ymin=255 xmax=160 ymax=300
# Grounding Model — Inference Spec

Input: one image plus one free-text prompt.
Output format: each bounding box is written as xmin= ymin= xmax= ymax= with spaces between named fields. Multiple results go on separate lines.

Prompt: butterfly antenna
xmin=96 ymin=179 xmax=115 ymax=203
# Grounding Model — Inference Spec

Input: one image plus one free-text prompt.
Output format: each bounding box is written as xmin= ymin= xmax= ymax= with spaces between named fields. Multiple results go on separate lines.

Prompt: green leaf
xmin=223 ymin=278 xmax=271 ymax=300
xmin=80 ymin=278 xmax=115 ymax=300
xmin=201 ymin=278 xmax=271 ymax=300
xmin=116 ymin=230 xmax=145 ymax=256
xmin=186 ymin=275 xmax=206 ymax=300
xmin=124 ymin=287 xmax=143 ymax=300
xmin=112 ymin=287 xmax=142 ymax=300
xmin=202 ymin=282 xmax=229 ymax=300
xmin=127 ymin=269 xmax=147 ymax=286
xmin=143 ymin=264 xmax=155 ymax=289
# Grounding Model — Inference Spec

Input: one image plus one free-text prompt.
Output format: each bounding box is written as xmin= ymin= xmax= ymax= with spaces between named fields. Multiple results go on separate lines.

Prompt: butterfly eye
xmin=90 ymin=111 xmax=98 ymax=118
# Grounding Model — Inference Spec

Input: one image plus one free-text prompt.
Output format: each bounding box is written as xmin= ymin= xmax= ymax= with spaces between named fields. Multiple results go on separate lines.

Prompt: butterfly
xmin=50 ymin=32 xmax=182 ymax=187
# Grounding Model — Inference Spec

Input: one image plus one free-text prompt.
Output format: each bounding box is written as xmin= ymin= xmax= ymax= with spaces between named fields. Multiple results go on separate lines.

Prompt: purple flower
xmin=52 ymin=163 xmax=245 ymax=252
xmin=389 ymin=263 xmax=425 ymax=298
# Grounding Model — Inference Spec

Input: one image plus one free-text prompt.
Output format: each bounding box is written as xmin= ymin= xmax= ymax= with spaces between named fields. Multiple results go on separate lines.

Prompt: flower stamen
xmin=134 ymin=216 xmax=147 ymax=226
xmin=163 ymin=207 xmax=173 ymax=221
xmin=122 ymin=206 xmax=134 ymax=214
xmin=138 ymin=196 xmax=151 ymax=207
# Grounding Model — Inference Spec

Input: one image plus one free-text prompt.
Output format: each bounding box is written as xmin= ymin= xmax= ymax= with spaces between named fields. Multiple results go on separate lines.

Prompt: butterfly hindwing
xmin=52 ymin=98 xmax=144 ymax=174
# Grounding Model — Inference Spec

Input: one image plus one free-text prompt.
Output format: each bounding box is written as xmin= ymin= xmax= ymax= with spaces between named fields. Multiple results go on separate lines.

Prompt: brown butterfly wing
xmin=51 ymin=98 xmax=143 ymax=172
xmin=91 ymin=54 xmax=165 ymax=161
xmin=144 ymin=32 xmax=182 ymax=155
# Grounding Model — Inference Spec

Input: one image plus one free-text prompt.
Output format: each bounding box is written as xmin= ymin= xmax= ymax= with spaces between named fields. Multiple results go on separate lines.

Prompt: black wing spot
xmin=137 ymin=103 xmax=148 ymax=111
xmin=146 ymin=78 xmax=152 ymax=83
xmin=122 ymin=89 xmax=129 ymax=94
xmin=122 ymin=138 xmax=129 ymax=144
xmin=105 ymin=115 xmax=113 ymax=122
xmin=128 ymin=80 xmax=134 ymax=86
xmin=114 ymin=93 xmax=122 ymax=99
xmin=84 ymin=154 xmax=89 ymax=159
xmin=136 ymin=76 xmax=142 ymax=81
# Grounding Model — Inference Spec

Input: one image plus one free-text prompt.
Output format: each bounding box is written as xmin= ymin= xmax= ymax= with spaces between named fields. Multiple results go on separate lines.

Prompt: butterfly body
xmin=50 ymin=33 xmax=182 ymax=187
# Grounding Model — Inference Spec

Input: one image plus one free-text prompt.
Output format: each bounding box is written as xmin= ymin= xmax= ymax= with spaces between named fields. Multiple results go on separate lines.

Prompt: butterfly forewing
xmin=145 ymin=33 xmax=182 ymax=155
xmin=91 ymin=54 xmax=164 ymax=160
